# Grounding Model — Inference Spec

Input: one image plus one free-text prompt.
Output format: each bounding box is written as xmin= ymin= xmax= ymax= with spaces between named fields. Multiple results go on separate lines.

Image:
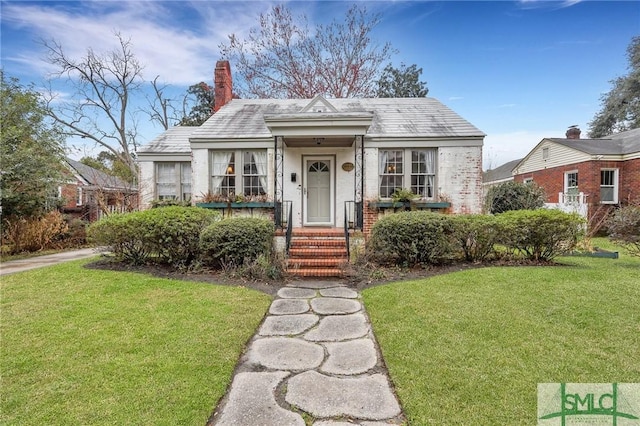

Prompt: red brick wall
xmin=621 ymin=158 xmax=640 ymax=203
xmin=214 ymin=60 xmax=233 ymax=112
xmin=514 ymin=159 xmax=637 ymax=204
xmin=363 ymin=199 xmax=378 ymax=238
xmin=60 ymin=183 xmax=80 ymax=208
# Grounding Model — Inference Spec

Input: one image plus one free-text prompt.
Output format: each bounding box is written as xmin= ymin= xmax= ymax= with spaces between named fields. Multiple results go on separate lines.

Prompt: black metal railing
xmin=344 ymin=200 xmax=363 ymax=230
xmin=343 ymin=202 xmax=351 ymax=260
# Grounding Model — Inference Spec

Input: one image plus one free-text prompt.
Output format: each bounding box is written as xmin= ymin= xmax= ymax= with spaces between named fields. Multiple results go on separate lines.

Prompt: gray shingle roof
xmin=190 ymin=97 xmax=485 ymax=140
xmin=66 ymin=158 xmax=131 ymax=189
xmin=549 ymin=127 xmax=640 ymax=155
xmin=483 ymin=158 xmax=522 ymax=183
xmin=137 ymin=126 xmax=197 ymax=154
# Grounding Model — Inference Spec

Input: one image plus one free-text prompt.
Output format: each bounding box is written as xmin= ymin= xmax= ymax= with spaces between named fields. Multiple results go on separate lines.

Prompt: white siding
xmin=138 ymin=161 xmax=155 ymax=209
xmin=191 ymin=148 xmax=209 ymax=200
xmin=516 ymin=140 xmax=591 ymax=174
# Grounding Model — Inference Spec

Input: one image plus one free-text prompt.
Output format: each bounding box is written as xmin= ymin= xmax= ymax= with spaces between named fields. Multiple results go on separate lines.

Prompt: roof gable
xmin=66 ymin=158 xmax=130 ymax=189
xmin=514 ymin=127 xmax=640 ymax=175
xmin=300 ymin=95 xmax=338 ymax=113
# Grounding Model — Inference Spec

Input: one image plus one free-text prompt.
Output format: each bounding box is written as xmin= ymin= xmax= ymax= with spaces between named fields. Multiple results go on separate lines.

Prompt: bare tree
xmin=220 ymin=4 xmax=395 ymax=99
xmin=42 ymin=32 xmax=142 ymax=180
xmin=144 ymin=76 xmax=178 ymax=131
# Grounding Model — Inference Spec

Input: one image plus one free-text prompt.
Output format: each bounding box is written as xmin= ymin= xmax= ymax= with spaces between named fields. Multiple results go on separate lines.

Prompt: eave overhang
xmin=264 ymin=112 xmax=374 ymax=137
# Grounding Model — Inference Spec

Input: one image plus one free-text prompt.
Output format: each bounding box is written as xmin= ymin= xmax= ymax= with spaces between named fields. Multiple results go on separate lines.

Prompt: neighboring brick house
xmin=61 ymin=158 xmax=137 ymax=221
xmin=512 ymin=126 xmax=640 ymax=220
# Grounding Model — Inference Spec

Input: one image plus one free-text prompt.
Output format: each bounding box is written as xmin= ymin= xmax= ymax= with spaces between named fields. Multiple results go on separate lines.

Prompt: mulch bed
xmin=85 ymin=255 xmax=551 ymax=296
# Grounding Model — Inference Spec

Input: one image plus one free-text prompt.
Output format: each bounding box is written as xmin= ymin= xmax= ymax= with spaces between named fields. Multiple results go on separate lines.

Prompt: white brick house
xmin=137 ymin=61 xmax=485 ymax=236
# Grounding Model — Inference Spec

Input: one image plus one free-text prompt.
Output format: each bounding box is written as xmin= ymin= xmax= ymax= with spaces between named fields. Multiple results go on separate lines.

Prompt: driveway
xmin=0 ymin=248 xmax=103 ymax=276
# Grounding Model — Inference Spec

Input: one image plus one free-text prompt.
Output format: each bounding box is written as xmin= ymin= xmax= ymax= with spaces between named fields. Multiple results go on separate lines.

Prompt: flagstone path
xmin=208 ymin=280 xmax=405 ymax=426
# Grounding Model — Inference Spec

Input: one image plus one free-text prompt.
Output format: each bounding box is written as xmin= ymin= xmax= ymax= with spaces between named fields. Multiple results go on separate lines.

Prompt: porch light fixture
xmin=314 ymin=137 xmax=325 ymax=145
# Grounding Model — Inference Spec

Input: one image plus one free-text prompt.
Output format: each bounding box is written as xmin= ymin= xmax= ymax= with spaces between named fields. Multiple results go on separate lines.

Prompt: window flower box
xmin=368 ymin=201 xmax=451 ymax=210
xmin=196 ymin=202 xmax=274 ymax=209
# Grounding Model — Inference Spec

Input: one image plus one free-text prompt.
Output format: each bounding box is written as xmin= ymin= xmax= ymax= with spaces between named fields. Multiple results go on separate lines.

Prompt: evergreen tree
xmin=376 ymin=63 xmax=428 ymax=98
xmin=1 ymin=71 xmax=66 ymax=217
xmin=589 ymin=36 xmax=640 ymax=137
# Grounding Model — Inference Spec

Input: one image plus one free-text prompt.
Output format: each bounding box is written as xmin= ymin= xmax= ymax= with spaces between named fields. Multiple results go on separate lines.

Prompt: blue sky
xmin=1 ymin=0 xmax=638 ymax=169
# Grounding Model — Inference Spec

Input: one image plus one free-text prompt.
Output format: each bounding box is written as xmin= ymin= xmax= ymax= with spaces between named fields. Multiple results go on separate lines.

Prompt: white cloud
xmin=518 ymin=0 xmax=583 ymax=10
xmin=1 ymin=1 xmax=275 ymax=85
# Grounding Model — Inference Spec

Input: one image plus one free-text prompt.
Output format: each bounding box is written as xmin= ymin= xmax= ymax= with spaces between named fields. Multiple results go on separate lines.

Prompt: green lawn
xmin=1 ymin=259 xmax=272 ymax=425
xmin=363 ymin=244 xmax=640 ymax=425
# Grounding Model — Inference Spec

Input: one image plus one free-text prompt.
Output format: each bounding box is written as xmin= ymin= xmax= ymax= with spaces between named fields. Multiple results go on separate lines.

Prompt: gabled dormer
xmin=300 ymin=95 xmax=339 ymax=113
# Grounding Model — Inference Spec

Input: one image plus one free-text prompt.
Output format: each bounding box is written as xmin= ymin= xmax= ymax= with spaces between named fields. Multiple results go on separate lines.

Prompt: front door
xmin=303 ymin=156 xmax=334 ymax=226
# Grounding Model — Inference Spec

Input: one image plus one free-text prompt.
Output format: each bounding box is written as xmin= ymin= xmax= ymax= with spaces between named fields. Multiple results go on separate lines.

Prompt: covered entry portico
xmin=264 ymin=96 xmax=373 ymax=229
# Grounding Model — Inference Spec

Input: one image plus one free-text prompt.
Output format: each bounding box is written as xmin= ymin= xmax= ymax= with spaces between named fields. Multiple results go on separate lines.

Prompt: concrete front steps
xmin=286 ymin=228 xmax=348 ymax=278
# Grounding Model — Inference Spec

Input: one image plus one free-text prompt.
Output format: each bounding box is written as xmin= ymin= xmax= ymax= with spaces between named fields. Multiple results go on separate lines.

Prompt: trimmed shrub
xmin=87 ymin=212 xmax=149 ymax=264
xmin=485 ymin=181 xmax=546 ymax=214
xmin=606 ymin=205 xmax=640 ymax=257
xmin=367 ymin=211 xmax=457 ymax=266
xmin=199 ymin=217 xmax=275 ymax=268
xmin=150 ymin=199 xmax=192 ymax=208
xmin=449 ymin=214 xmax=500 ymax=262
xmin=88 ymin=206 xmax=219 ymax=267
xmin=496 ymin=209 xmax=585 ymax=261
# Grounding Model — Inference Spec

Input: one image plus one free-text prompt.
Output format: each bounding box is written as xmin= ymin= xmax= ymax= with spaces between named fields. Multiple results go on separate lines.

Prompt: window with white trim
xmin=600 ymin=169 xmax=618 ymax=204
xmin=564 ymin=171 xmax=579 ymax=202
xmin=210 ymin=150 xmax=267 ymax=196
xmin=156 ymin=162 xmax=192 ymax=201
xmin=379 ymin=149 xmax=436 ymax=199
xmin=76 ymin=187 xmax=83 ymax=206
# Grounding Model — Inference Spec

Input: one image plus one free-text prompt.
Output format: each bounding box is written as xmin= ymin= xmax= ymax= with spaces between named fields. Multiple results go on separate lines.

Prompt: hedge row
xmin=89 ymin=207 xmax=585 ymax=271
xmin=88 ymin=207 xmax=274 ymax=269
xmin=367 ymin=209 xmax=585 ymax=266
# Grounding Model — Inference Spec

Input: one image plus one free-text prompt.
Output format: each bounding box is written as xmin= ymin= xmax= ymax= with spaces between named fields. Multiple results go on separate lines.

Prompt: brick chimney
xmin=566 ymin=125 xmax=581 ymax=139
xmin=214 ymin=60 xmax=233 ymax=112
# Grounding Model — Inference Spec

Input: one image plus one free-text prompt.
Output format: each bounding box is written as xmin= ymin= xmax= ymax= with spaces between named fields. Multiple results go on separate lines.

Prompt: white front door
xmin=303 ymin=156 xmax=334 ymax=226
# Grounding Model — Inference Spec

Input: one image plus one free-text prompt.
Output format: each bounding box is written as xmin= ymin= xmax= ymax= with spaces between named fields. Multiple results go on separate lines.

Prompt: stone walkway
xmin=209 ymin=280 xmax=405 ymax=426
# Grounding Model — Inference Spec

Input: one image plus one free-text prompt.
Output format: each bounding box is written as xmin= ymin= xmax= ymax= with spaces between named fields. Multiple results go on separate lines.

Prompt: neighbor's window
xmin=564 ymin=171 xmax=579 ymax=202
xmin=542 ymin=147 xmax=549 ymax=160
xmin=156 ymin=162 xmax=192 ymax=201
xmin=379 ymin=149 xmax=437 ymax=199
xmin=76 ymin=187 xmax=83 ymax=206
xmin=211 ymin=150 xmax=267 ymax=196
xmin=600 ymin=169 xmax=618 ymax=204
